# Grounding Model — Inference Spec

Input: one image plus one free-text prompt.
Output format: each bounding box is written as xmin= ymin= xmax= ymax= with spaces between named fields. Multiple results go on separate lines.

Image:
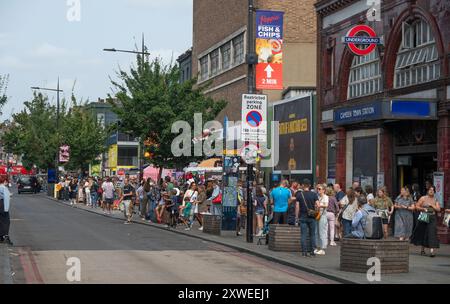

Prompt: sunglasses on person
xmin=317 ymin=187 xmax=324 ymax=191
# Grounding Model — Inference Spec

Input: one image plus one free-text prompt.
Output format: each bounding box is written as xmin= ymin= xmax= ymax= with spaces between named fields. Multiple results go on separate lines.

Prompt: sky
xmin=0 ymin=0 xmax=193 ymax=119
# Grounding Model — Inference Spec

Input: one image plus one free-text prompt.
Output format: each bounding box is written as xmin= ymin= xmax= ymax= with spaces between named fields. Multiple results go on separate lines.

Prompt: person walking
xmin=0 ymin=177 xmax=13 ymax=245
xmin=326 ymin=186 xmax=340 ymax=246
xmin=269 ymin=180 xmax=292 ymax=225
xmin=411 ymin=186 xmax=441 ymax=257
xmin=373 ymin=187 xmax=394 ymax=239
xmin=296 ymin=179 xmax=318 ymax=257
xmin=102 ymin=177 xmax=115 ymax=215
xmin=315 ymin=184 xmax=329 ymax=255
xmin=394 ymin=187 xmax=415 ymax=241
xmin=121 ymin=178 xmax=134 ymax=224
xmin=254 ymin=186 xmax=268 ymax=237
xmin=339 ymin=188 xmax=358 ymax=237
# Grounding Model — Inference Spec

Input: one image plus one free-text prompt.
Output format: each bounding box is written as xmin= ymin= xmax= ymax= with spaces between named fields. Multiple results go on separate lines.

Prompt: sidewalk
xmin=0 ymin=244 xmax=13 ymax=284
xmin=47 ymin=195 xmax=450 ymax=284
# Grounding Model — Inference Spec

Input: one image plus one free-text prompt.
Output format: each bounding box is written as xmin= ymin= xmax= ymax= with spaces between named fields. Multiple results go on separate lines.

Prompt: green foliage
xmin=0 ymin=74 xmax=9 ymax=115
xmin=2 ymin=92 xmax=107 ymax=172
xmin=108 ymin=54 xmax=227 ymax=171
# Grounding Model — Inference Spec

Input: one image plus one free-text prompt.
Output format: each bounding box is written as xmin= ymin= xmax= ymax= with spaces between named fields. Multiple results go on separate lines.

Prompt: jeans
xmin=85 ymin=189 xmax=91 ymax=205
xmin=316 ymin=213 xmax=328 ymax=249
xmin=210 ymin=204 xmax=222 ymax=216
xmin=326 ymin=212 xmax=336 ymax=242
xmin=342 ymin=219 xmax=352 ymax=237
xmin=300 ymin=216 xmax=316 ymax=253
xmin=140 ymin=197 xmax=147 ymax=218
xmin=91 ymin=192 xmax=98 ymax=208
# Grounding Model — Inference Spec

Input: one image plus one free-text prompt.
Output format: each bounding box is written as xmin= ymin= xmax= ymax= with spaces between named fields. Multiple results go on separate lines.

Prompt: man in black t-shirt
xmin=296 ymin=179 xmax=319 ymax=257
xmin=122 ymin=178 xmax=135 ymax=224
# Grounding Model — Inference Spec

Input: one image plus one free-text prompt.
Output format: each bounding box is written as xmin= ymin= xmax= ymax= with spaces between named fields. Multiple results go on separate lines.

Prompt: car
xmin=17 ymin=176 xmax=37 ymax=194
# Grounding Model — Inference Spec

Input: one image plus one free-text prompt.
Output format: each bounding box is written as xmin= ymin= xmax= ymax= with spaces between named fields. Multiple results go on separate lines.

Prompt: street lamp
xmin=31 ymin=78 xmax=63 ymax=184
xmin=103 ymin=34 xmax=151 ymax=182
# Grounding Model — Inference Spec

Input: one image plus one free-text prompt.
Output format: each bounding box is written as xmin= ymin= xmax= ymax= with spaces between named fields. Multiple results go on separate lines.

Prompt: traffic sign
xmin=241 ymin=94 xmax=267 ymax=143
xmin=343 ymin=25 xmax=382 ymax=56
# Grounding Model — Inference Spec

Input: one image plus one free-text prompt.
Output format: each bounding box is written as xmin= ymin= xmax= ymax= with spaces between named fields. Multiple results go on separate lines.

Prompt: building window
xmin=200 ymin=56 xmax=208 ymax=80
xmin=221 ymin=42 xmax=231 ymax=70
xmin=210 ymin=49 xmax=219 ymax=76
xmin=348 ymin=50 xmax=382 ymax=99
xmin=395 ymin=19 xmax=440 ymax=88
xmin=233 ymin=34 xmax=245 ymax=65
xmin=198 ymin=31 xmax=245 ymax=82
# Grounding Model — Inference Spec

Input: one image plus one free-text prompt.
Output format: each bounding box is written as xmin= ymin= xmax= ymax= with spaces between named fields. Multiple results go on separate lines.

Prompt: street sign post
xmin=241 ymin=94 xmax=267 ymax=143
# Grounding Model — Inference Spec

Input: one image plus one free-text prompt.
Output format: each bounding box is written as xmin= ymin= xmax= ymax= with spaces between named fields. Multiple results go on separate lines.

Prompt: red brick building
xmin=315 ymin=0 xmax=449 ymax=225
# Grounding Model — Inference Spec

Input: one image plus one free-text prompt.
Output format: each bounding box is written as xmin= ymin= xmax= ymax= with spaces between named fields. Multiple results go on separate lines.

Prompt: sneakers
xmin=255 ymin=231 xmax=263 ymax=237
xmin=236 ymin=232 xmax=242 ymax=236
xmin=330 ymin=241 xmax=337 ymax=246
xmin=313 ymin=249 xmax=319 ymax=254
xmin=185 ymin=227 xmax=191 ymax=231
xmin=1 ymin=236 xmax=13 ymax=246
xmin=198 ymin=226 xmax=203 ymax=231
xmin=316 ymin=249 xmax=326 ymax=255
xmin=124 ymin=221 xmax=131 ymax=225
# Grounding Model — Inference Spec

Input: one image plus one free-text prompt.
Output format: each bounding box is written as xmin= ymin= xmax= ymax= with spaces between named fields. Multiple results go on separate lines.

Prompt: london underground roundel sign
xmin=344 ymin=25 xmax=382 ymax=56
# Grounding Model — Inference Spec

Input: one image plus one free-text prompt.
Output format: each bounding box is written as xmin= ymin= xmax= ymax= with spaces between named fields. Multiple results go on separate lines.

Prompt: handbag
xmin=212 ymin=192 xmax=222 ymax=204
xmin=418 ymin=212 xmax=430 ymax=223
xmin=300 ymin=192 xmax=319 ymax=219
xmin=443 ymin=213 xmax=450 ymax=228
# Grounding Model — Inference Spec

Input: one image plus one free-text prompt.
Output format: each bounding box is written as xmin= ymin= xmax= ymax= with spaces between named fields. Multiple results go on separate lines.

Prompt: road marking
xmin=18 ymin=247 xmax=44 ymax=284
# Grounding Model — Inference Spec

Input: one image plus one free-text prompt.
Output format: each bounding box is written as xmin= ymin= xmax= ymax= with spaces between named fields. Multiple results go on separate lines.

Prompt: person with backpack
xmin=296 ymin=179 xmax=319 ymax=257
xmin=345 ymin=196 xmax=378 ymax=239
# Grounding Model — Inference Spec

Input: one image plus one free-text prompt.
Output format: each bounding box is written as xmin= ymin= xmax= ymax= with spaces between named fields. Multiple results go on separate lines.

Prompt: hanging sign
xmin=343 ymin=24 xmax=383 ymax=56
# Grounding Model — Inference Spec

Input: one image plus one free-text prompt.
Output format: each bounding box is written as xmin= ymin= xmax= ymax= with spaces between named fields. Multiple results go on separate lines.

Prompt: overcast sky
xmin=0 ymin=0 xmax=193 ymax=119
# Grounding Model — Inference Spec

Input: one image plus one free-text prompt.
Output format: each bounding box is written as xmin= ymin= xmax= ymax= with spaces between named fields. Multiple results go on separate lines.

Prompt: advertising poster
xmin=273 ymin=96 xmax=312 ymax=173
xmin=59 ymin=145 xmax=70 ymax=163
xmin=255 ymin=10 xmax=284 ymax=90
xmin=433 ymin=172 xmax=444 ymax=208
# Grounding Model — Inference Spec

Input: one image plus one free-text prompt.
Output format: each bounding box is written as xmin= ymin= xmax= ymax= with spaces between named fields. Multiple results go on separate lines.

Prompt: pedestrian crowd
xmin=28 ymin=174 xmax=450 ymax=259
xmin=268 ymin=179 xmax=447 ymax=258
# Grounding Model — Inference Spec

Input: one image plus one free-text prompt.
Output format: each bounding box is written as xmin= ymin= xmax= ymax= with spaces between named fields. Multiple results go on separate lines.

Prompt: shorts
xmin=105 ymin=198 xmax=114 ymax=205
xmin=382 ymin=218 xmax=389 ymax=225
xmin=255 ymin=208 xmax=264 ymax=216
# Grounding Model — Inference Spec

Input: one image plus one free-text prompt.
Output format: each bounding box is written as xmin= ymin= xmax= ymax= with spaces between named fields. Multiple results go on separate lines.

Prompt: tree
xmin=0 ymin=74 xmax=9 ymax=115
xmin=3 ymin=92 xmax=58 ymax=170
xmin=60 ymin=95 xmax=107 ymax=173
xmin=108 ymin=54 xmax=227 ymax=178
xmin=2 ymin=92 xmax=107 ymax=173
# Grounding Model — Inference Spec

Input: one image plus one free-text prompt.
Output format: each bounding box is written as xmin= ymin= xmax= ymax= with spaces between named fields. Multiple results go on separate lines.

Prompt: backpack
xmin=362 ymin=209 xmax=383 ymax=239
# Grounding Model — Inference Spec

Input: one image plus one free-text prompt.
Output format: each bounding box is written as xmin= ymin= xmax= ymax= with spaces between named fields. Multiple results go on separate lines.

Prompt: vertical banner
xmin=433 ymin=172 xmax=444 ymax=208
xmin=59 ymin=145 xmax=70 ymax=163
xmin=255 ymin=10 xmax=284 ymax=90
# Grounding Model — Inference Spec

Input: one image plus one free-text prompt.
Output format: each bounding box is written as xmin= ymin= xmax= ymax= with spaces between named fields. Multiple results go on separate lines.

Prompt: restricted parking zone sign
xmin=241 ymin=94 xmax=267 ymax=143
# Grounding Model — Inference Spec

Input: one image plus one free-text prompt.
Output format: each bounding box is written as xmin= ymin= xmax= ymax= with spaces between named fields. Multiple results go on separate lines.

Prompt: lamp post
xmin=103 ymin=34 xmax=151 ymax=182
xmin=31 ymin=78 xmax=63 ymax=184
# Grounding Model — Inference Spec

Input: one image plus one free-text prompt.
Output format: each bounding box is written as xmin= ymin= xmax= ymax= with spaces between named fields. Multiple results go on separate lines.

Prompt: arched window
xmin=394 ymin=19 xmax=440 ymax=88
xmin=348 ymin=51 xmax=382 ymax=99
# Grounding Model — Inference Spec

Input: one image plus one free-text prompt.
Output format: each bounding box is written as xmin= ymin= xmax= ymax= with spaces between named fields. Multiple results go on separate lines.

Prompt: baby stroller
xmin=257 ymin=213 xmax=273 ymax=245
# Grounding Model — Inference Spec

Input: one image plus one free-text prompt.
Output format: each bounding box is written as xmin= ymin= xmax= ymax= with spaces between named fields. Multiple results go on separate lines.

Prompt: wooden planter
xmin=268 ymin=224 xmax=311 ymax=252
xmin=340 ymin=239 xmax=409 ymax=274
xmin=203 ymin=214 xmax=221 ymax=235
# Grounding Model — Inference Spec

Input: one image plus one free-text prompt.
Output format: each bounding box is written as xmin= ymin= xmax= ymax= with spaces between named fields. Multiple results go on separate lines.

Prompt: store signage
xmin=391 ymin=100 xmax=431 ymax=117
xmin=433 ymin=172 xmax=444 ymax=208
xmin=335 ymin=102 xmax=382 ymax=125
xmin=256 ymin=10 xmax=284 ymax=90
xmin=343 ymin=25 xmax=382 ymax=56
xmin=241 ymin=94 xmax=267 ymax=143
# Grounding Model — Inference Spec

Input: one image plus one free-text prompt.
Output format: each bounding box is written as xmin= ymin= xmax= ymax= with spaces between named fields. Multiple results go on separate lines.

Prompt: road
xmin=6 ymin=192 xmax=337 ymax=284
